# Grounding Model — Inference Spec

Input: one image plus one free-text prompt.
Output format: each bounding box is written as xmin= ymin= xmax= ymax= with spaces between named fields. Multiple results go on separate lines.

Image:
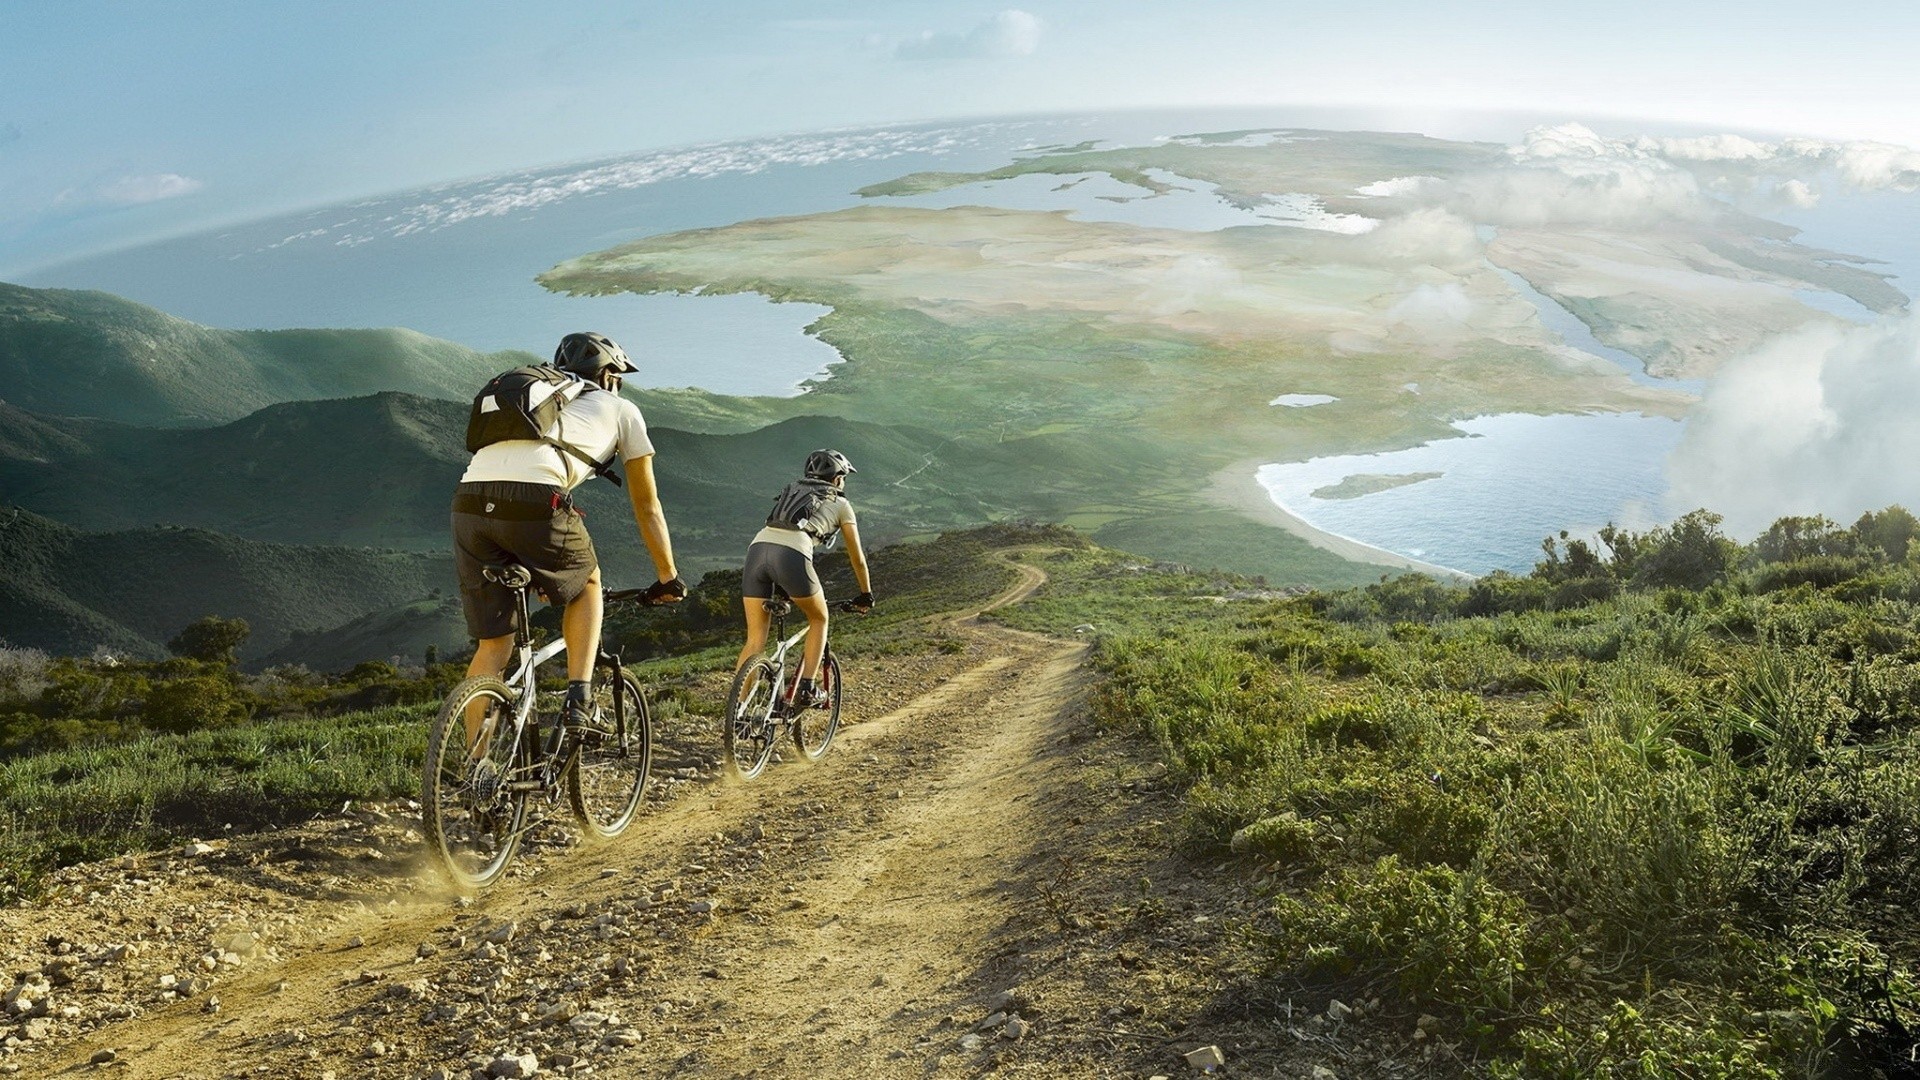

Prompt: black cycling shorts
xmin=452 ymin=481 xmax=598 ymax=639
xmin=742 ymin=541 xmax=819 ymax=600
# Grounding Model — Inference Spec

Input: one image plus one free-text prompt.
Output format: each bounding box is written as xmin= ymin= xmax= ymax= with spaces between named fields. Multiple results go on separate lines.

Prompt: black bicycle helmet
xmin=554 ymin=331 xmax=638 ymax=377
xmin=804 ymin=448 xmax=856 ymax=479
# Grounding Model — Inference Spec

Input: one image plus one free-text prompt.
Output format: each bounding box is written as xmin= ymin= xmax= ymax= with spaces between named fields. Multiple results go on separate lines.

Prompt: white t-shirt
xmin=461 ymin=387 xmax=655 ymax=490
xmin=751 ymin=496 xmax=856 ymax=557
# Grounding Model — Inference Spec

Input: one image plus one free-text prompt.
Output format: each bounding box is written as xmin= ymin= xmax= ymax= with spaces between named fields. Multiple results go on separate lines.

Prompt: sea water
xmin=1257 ymin=412 xmax=1684 ymax=574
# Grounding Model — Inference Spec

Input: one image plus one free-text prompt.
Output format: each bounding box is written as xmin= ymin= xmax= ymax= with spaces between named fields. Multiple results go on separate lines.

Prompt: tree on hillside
xmin=1752 ymin=515 xmax=1852 ymax=564
xmin=1628 ymin=510 xmax=1741 ymax=590
xmin=168 ymin=615 xmax=250 ymax=666
xmin=1852 ymin=505 xmax=1920 ymax=562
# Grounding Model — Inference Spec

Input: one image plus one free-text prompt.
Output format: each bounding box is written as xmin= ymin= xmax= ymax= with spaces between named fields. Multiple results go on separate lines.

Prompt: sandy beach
xmin=1204 ymin=459 xmax=1473 ymax=581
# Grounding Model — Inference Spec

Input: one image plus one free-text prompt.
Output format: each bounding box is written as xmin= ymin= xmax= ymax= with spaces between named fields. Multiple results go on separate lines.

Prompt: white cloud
xmin=895 ymin=10 xmax=1043 ymax=60
xmin=1811 ymin=140 xmax=1920 ymax=192
xmin=1667 ymin=317 xmax=1920 ymax=536
xmin=58 ymin=172 xmax=204 ymax=207
xmin=1637 ymin=133 xmax=1775 ymax=163
xmin=1387 ymin=283 xmax=1476 ymax=325
xmin=1772 ymin=178 xmax=1819 ymax=210
xmin=1345 ymin=207 xmax=1481 ymax=265
xmin=1474 ymin=123 xmax=1713 ymax=227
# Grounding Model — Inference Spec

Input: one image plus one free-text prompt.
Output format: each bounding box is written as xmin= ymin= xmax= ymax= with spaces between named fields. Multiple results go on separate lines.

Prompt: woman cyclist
xmin=735 ymin=449 xmax=874 ymax=712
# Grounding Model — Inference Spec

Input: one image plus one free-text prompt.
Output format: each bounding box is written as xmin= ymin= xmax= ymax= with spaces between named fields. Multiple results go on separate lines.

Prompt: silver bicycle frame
xmin=497 ymin=636 xmax=568 ymax=760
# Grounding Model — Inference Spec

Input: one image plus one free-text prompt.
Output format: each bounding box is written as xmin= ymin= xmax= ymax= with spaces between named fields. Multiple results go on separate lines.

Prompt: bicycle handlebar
xmin=604 ymin=587 xmax=678 ymax=607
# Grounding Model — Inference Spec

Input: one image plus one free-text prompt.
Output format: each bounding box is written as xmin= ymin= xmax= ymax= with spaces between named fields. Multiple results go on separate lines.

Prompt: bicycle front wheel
xmin=422 ymin=676 xmax=527 ymax=890
xmin=793 ymin=651 xmax=841 ymax=761
xmin=722 ymin=660 xmax=779 ymax=780
xmin=567 ymin=669 xmax=652 ymax=838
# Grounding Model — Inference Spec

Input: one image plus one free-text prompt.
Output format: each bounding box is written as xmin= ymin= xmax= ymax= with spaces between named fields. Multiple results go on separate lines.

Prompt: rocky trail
xmin=2 ymin=560 xmax=1437 ymax=1079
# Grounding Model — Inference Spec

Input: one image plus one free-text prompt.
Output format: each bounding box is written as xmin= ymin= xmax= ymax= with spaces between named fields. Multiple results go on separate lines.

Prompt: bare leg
xmin=735 ymin=599 xmax=771 ymax=675
xmin=562 ymin=567 xmax=604 ymax=684
xmin=792 ymin=590 xmax=831 ymax=681
xmin=464 ymin=634 xmax=516 ymax=748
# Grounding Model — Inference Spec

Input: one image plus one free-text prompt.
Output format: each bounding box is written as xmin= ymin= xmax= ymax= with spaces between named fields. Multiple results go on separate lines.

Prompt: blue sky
xmin=4 ymin=0 xmax=1918 ymax=273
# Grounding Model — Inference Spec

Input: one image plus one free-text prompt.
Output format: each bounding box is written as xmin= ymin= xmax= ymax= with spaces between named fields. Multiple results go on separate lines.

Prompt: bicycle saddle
xmin=482 ymin=563 xmax=533 ymax=590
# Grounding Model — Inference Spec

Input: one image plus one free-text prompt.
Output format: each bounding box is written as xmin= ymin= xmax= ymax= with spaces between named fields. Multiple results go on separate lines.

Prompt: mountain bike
xmin=422 ymin=563 xmax=654 ymax=889
xmin=721 ymin=591 xmax=861 ymax=780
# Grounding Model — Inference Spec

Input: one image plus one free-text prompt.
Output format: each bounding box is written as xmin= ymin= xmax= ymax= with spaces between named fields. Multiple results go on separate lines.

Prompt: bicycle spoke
xmin=792 ymin=652 xmax=842 ymax=761
xmin=422 ymin=677 xmax=527 ymax=889
xmin=568 ymin=670 xmax=652 ymax=838
xmin=723 ymin=660 xmax=779 ymax=780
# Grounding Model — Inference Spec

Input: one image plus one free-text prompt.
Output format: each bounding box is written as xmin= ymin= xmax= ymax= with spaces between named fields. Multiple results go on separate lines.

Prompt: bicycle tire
xmin=422 ymin=675 xmax=528 ymax=890
xmin=566 ymin=669 xmax=652 ymax=838
xmin=792 ymin=651 xmax=841 ymax=761
xmin=722 ymin=659 xmax=779 ymax=780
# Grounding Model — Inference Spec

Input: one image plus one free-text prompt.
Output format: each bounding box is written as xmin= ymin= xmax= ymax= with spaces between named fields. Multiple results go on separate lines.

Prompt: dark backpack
xmin=767 ymin=478 xmax=842 ymax=548
xmin=465 ymin=365 xmax=622 ymax=487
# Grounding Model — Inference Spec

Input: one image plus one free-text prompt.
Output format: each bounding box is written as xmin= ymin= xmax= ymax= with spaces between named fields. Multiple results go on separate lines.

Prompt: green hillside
xmin=0 ymin=282 xmax=530 ymax=426
xmin=0 ymin=509 xmax=452 ymax=661
xmin=261 ymin=595 xmax=470 ymax=671
xmin=0 ymin=388 xmax=1377 ymax=587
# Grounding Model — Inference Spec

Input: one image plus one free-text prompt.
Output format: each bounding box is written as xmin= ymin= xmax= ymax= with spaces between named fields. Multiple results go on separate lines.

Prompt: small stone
xmin=488 ymin=1052 xmax=539 ymax=1078
xmin=485 ymin=921 xmax=519 ymax=945
xmin=1184 ymin=1045 xmax=1226 ymax=1072
xmin=957 ymin=1033 xmax=984 ymax=1051
xmin=1002 ymin=1017 xmax=1030 ymax=1040
xmin=345 ymin=936 xmax=365 ymax=949
xmin=601 ymin=1028 xmax=643 ymax=1047
xmin=183 ymin=842 xmax=216 ymax=857
xmin=20 ymin=1018 xmax=51 ymax=1041
xmin=976 ymin=1011 xmax=1008 ymax=1031
xmin=366 ymin=1040 xmax=388 ymax=1058
xmin=202 ymin=995 xmax=221 ymax=1014
xmin=90 ymin=1048 xmax=118 ymax=1065
xmin=418 ymin=942 xmax=439 ymax=958
xmin=1312 ymin=1068 xmax=1338 ymax=1080
xmin=1326 ymin=999 xmax=1352 ymax=1023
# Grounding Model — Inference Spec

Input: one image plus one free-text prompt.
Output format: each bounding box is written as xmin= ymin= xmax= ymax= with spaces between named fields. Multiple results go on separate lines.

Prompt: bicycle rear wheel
xmin=722 ymin=659 xmax=779 ymax=780
xmin=567 ymin=669 xmax=652 ymax=838
xmin=422 ymin=676 xmax=527 ymax=889
xmin=793 ymin=651 xmax=841 ymax=761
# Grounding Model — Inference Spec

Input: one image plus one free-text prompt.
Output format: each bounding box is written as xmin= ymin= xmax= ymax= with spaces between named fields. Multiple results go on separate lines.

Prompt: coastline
xmin=1203 ymin=459 xmax=1473 ymax=582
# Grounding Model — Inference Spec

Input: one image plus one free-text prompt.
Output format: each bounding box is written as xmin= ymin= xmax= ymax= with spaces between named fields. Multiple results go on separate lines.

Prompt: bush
xmin=142 ymin=675 xmax=249 ymax=734
xmin=1273 ymin=857 xmax=1540 ymax=1017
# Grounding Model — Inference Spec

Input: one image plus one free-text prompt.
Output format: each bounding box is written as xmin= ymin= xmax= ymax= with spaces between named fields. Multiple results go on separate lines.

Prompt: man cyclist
xmin=453 ymin=331 xmax=685 ymax=730
xmin=735 ymin=449 xmax=874 ymax=713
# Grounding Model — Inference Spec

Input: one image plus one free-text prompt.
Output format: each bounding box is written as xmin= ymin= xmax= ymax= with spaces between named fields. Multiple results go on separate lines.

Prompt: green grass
xmin=1064 ymin=524 xmax=1920 ymax=1076
xmin=0 ymin=705 xmax=427 ymax=903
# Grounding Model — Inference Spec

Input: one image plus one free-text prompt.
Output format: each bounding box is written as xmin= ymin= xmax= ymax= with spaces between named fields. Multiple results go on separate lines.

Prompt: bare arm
xmin=841 ymin=520 xmax=872 ymax=595
xmin=624 ymin=454 xmax=679 ymax=584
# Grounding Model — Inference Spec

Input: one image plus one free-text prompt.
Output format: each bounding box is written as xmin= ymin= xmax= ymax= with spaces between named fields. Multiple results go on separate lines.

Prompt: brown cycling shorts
xmin=451 ymin=481 xmax=598 ymax=639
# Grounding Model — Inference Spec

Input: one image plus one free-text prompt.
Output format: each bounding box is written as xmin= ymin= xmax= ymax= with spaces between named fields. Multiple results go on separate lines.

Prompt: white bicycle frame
xmin=743 ymin=604 xmax=819 ymax=723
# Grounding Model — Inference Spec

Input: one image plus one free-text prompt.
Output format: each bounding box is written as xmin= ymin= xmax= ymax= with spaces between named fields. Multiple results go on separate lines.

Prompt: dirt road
xmin=3 ymin=559 xmax=1399 ymax=1079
